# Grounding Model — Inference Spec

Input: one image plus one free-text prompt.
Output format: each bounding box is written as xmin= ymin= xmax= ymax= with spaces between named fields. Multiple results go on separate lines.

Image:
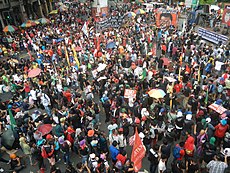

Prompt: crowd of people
xmin=0 ymin=1 xmax=230 ymax=173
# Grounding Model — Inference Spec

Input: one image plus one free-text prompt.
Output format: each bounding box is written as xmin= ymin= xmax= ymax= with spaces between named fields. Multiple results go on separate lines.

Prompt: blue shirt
xmin=109 ymin=145 xmax=119 ymax=161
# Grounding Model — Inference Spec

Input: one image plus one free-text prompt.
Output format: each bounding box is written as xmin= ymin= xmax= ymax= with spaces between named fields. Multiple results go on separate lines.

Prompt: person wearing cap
xmin=117 ymin=128 xmax=127 ymax=151
xmin=59 ymin=136 xmax=71 ymax=165
xmin=175 ymin=110 xmax=184 ymax=140
xmin=183 ymin=112 xmax=195 ymax=135
xmin=9 ymin=153 xmax=26 ymax=172
xmin=215 ymin=119 xmax=229 ymax=146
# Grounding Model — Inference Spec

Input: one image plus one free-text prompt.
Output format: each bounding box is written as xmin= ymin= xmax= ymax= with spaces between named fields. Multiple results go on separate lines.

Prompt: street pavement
xmin=0 ymin=16 xmax=188 ymax=173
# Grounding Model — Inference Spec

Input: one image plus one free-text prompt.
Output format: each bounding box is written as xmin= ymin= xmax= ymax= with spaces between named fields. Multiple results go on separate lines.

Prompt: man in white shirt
xmin=158 ymin=155 xmax=167 ymax=173
xmin=40 ymin=93 xmax=51 ymax=116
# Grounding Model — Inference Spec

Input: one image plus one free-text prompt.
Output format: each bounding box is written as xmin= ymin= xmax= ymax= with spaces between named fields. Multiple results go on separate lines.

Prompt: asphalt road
xmin=0 ymin=16 xmax=188 ymax=173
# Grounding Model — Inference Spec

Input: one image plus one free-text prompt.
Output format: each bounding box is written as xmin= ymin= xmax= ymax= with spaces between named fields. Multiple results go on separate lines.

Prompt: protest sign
xmin=124 ymin=89 xmax=137 ymax=99
xmin=208 ymin=103 xmax=227 ymax=114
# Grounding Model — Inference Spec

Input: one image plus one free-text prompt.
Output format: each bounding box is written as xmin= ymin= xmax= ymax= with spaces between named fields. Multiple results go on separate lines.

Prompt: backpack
xmin=173 ymin=145 xmax=182 ymax=159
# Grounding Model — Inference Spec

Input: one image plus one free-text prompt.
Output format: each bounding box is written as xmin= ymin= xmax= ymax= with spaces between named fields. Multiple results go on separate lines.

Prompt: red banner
xmin=222 ymin=4 xmax=230 ymax=26
xmin=131 ymin=128 xmax=146 ymax=172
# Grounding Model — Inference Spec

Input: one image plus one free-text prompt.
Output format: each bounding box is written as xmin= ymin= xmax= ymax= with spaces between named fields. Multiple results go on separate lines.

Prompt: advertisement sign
xmin=198 ymin=27 xmax=229 ymax=45
xmin=222 ymin=4 xmax=230 ymax=26
xmin=155 ymin=8 xmax=178 ymax=28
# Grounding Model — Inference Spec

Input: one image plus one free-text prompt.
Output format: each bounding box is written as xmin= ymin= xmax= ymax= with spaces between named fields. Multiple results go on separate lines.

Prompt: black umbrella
xmin=1 ymin=129 xmax=15 ymax=149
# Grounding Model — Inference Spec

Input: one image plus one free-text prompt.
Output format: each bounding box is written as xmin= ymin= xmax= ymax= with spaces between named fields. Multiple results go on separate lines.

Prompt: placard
xmin=124 ymin=89 xmax=137 ymax=99
xmin=208 ymin=103 xmax=227 ymax=114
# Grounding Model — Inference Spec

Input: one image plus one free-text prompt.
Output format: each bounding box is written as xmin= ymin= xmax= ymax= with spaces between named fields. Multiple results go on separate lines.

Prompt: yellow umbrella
xmin=49 ymin=10 xmax=58 ymax=15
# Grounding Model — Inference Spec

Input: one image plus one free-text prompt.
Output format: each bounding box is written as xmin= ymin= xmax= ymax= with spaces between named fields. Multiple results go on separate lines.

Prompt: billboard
xmin=155 ymin=8 xmax=178 ymax=28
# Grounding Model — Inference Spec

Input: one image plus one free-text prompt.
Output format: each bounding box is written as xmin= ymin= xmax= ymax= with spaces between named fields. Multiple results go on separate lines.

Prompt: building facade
xmin=0 ymin=0 xmax=53 ymax=30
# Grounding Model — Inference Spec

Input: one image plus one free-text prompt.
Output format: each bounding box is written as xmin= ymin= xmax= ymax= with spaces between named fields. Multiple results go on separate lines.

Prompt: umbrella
xmin=106 ymin=42 xmax=116 ymax=49
xmin=49 ymin=10 xmax=58 ymax=15
xmin=148 ymin=89 xmax=166 ymax=99
xmin=21 ymin=20 xmax=37 ymax=28
xmin=37 ymin=124 xmax=53 ymax=136
xmin=28 ymin=68 xmax=41 ymax=78
xmin=127 ymin=12 xmax=136 ymax=18
xmin=38 ymin=18 xmax=50 ymax=24
xmin=135 ymin=9 xmax=146 ymax=14
xmin=75 ymin=46 xmax=82 ymax=51
xmin=1 ymin=129 xmax=15 ymax=149
xmin=3 ymin=25 xmax=18 ymax=32
xmin=161 ymin=57 xmax=170 ymax=66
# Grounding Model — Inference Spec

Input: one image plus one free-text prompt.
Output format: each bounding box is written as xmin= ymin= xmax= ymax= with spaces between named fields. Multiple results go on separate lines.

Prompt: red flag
xmin=96 ymin=36 xmax=100 ymax=51
xmin=131 ymin=128 xmax=146 ymax=172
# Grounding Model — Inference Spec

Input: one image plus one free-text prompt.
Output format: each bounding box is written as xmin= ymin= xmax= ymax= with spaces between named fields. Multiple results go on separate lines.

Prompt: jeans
xmin=63 ymin=152 xmax=70 ymax=164
xmin=44 ymin=105 xmax=52 ymax=116
xmin=150 ymin=163 xmax=157 ymax=173
xmin=81 ymin=155 xmax=88 ymax=164
xmin=95 ymin=113 xmax=100 ymax=124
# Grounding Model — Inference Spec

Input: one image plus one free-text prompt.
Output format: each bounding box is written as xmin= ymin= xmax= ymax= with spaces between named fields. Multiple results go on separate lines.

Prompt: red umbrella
xmin=75 ymin=46 xmax=82 ymax=51
xmin=161 ymin=57 xmax=170 ymax=66
xmin=28 ymin=68 xmax=41 ymax=78
xmin=37 ymin=124 xmax=53 ymax=136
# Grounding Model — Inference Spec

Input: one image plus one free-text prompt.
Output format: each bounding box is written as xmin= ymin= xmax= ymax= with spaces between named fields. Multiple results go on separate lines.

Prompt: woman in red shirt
xmin=23 ymin=81 xmax=30 ymax=97
xmin=215 ymin=119 xmax=229 ymax=145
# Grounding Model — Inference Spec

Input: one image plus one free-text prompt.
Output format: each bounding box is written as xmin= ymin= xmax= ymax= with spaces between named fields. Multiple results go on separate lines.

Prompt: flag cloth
xmin=8 ymin=109 xmax=16 ymax=127
xmin=96 ymin=36 xmax=100 ymax=51
xmin=131 ymin=127 xmax=146 ymax=172
xmin=64 ymin=46 xmax=70 ymax=66
xmin=197 ymin=66 xmax=201 ymax=83
xmin=204 ymin=89 xmax=209 ymax=105
xmin=82 ymin=22 xmax=88 ymax=37
xmin=71 ymin=45 xmax=80 ymax=69
xmin=142 ymin=68 xmax=147 ymax=81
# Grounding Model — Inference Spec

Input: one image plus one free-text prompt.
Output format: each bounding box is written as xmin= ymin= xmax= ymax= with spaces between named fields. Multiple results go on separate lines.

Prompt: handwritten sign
xmin=124 ymin=89 xmax=137 ymax=99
